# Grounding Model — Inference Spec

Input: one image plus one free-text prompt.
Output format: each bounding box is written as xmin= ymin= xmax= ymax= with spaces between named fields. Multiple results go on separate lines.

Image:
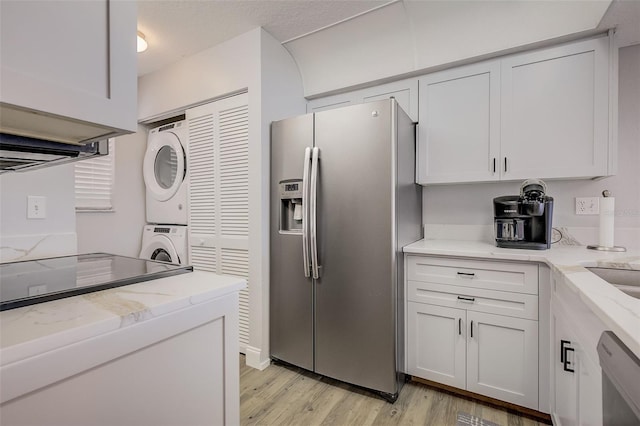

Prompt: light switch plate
xmin=27 ymin=196 xmax=46 ymax=219
xmin=575 ymin=197 xmax=599 ymax=215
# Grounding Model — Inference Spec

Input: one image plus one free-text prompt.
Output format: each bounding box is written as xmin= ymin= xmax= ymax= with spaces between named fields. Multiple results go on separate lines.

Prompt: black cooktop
xmin=0 ymin=253 xmax=193 ymax=311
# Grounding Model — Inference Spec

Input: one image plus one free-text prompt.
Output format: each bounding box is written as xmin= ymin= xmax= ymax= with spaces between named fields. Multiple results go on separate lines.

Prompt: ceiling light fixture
xmin=137 ymin=31 xmax=148 ymax=53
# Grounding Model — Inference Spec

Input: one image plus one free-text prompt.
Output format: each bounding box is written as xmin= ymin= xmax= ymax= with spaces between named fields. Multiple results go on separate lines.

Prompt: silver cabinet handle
xmin=310 ymin=147 xmax=321 ymax=279
xmin=301 ymin=147 xmax=311 ymax=278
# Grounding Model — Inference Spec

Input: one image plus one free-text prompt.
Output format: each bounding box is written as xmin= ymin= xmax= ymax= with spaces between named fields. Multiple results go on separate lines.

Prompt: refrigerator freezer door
xmin=313 ymin=101 xmax=398 ymax=394
xmin=270 ymin=114 xmax=315 ymax=370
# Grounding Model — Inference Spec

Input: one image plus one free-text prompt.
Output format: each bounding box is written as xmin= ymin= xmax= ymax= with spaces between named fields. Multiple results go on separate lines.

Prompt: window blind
xmin=75 ymin=139 xmax=115 ymax=211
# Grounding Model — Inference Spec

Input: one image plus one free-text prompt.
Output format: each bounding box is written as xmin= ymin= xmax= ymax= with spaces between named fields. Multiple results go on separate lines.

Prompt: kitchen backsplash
xmin=423 ymin=224 xmax=640 ymax=250
xmin=0 ymin=164 xmax=77 ymax=263
xmin=0 ymin=233 xmax=77 ymax=263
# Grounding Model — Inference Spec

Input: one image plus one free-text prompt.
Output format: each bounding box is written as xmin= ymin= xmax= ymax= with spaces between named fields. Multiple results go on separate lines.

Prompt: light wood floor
xmin=240 ymin=355 xmax=549 ymax=426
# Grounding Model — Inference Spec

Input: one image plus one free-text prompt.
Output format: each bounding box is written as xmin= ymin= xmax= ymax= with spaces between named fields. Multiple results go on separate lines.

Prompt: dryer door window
xmin=154 ymin=145 xmax=178 ymax=189
xmin=143 ymin=132 xmax=186 ymax=202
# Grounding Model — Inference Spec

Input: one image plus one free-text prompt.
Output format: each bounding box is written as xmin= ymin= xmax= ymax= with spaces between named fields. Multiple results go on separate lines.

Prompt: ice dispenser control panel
xmin=280 ymin=179 xmax=303 ymax=233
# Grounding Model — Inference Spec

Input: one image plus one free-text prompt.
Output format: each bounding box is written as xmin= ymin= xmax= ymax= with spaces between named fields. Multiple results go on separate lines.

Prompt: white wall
xmin=251 ymin=29 xmax=307 ymax=368
xmin=138 ymin=28 xmax=305 ymax=370
xmin=137 ymin=30 xmax=259 ymax=122
xmin=76 ymin=125 xmax=147 ymax=257
xmin=423 ymin=44 xmax=640 ymax=248
xmin=0 ymin=165 xmax=77 ymax=262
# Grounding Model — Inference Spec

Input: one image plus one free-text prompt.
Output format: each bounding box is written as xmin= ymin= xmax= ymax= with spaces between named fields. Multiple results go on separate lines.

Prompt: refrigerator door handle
xmin=310 ymin=147 xmax=321 ymax=279
xmin=302 ymin=147 xmax=312 ymax=278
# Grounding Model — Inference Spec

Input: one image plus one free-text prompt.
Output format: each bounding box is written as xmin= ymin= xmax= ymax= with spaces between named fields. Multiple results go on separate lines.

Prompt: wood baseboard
xmin=409 ymin=376 xmax=552 ymax=424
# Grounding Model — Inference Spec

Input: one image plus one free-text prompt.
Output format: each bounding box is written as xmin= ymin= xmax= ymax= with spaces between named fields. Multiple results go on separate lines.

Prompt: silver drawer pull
xmin=457 ymin=272 xmax=475 ymax=278
xmin=457 ymin=296 xmax=475 ymax=303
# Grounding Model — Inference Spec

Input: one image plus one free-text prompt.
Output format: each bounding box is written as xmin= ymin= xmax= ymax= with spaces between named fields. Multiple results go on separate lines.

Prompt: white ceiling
xmin=136 ymin=0 xmax=386 ymax=76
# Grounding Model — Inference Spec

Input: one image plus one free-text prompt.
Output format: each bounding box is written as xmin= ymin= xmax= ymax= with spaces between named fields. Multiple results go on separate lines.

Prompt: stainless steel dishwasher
xmin=597 ymin=331 xmax=640 ymax=425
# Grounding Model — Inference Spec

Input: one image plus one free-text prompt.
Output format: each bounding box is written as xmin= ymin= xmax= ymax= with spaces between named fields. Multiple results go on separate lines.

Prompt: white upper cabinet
xmin=417 ymin=62 xmax=500 ymax=184
xmin=500 ymin=37 xmax=611 ymax=180
xmin=417 ymin=34 xmax=616 ymax=185
xmin=0 ymin=0 xmax=137 ymax=144
xmin=307 ymin=78 xmax=419 ymax=122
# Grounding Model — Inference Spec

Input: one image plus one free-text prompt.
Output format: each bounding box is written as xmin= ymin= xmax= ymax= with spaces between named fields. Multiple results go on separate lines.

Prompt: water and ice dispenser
xmin=279 ymin=179 xmax=303 ymax=233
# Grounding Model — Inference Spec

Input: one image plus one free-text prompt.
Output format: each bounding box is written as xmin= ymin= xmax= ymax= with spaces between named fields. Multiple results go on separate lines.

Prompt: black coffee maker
xmin=493 ymin=179 xmax=554 ymax=250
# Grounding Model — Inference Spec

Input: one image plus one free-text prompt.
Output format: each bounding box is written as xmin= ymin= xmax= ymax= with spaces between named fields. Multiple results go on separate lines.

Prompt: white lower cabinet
xmin=408 ymin=302 xmax=466 ymax=389
xmin=0 ymin=290 xmax=241 ymax=426
xmin=577 ymin=352 xmax=602 ymax=426
xmin=550 ymin=272 xmax=605 ymax=426
xmin=466 ymin=311 xmax=538 ymax=408
xmin=408 ymin=301 xmax=538 ymax=409
xmin=406 ymin=255 xmax=540 ymax=410
xmin=551 ymin=307 xmax=579 ymax=426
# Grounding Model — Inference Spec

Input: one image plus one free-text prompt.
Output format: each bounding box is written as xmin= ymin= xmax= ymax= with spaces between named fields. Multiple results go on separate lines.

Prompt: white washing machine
xmin=139 ymin=225 xmax=188 ymax=266
xmin=143 ymin=120 xmax=188 ymax=225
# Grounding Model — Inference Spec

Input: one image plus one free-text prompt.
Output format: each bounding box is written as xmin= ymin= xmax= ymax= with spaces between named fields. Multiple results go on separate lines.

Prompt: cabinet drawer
xmin=408 ymin=281 xmax=538 ymax=320
xmin=407 ymin=256 xmax=538 ymax=295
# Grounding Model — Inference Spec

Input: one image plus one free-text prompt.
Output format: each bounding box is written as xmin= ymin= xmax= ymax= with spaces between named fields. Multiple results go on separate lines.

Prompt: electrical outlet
xmin=27 ymin=196 xmax=46 ymax=219
xmin=575 ymin=197 xmax=599 ymax=215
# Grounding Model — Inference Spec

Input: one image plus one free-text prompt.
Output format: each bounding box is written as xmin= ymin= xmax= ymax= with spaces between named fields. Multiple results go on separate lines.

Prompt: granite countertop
xmin=0 ymin=271 xmax=246 ymax=367
xmin=403 ymin=239 xmax=640 ymax=358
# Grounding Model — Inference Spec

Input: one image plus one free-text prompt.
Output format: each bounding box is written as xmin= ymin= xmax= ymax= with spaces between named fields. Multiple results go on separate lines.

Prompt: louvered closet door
xmin=186 ymin=93 xmax=250 ymax=351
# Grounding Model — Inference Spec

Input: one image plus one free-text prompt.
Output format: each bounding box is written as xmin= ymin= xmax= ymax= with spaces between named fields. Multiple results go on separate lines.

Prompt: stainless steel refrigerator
xmin=270 ymin=99 xmax=422 ymax=402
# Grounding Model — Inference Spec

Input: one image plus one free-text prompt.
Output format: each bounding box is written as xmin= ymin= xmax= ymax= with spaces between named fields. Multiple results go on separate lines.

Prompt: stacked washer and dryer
xmin=139 ymin=121 xmax=189 ymax=265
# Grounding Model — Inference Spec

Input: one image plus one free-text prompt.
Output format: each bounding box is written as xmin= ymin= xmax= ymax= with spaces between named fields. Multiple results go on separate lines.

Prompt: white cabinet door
xmin=307 ymin=78 xmax=418 ymax=121
xmin=415 ymin=35 xmax=614 ymax=185
xmin=551 ymin=308 xmax=579 ymax=426
xmin=500 ymin=37 xmax=610 ymax=180
xmin=187 ymin=93 xmax=251 ymax=352
xmin=466 ymin=311 xmax=539 ymax=410
xmin=360 ymin=79 xmax=418 ymax=122
xmin=0 ymin=0 xmax=137 ymax=143
xmin=407 ymin=302 xmax=466 ymax=389
xmin=417 ymin=61 xmax=500 ymax=184
xmin=577 ymin=349 xmax=602 ymax=426
xmin=551 ymin=288 xmax=603 ymax=426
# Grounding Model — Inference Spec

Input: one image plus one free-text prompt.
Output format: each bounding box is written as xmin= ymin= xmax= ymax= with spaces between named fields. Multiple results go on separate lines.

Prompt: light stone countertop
xmin=403 ymin=239 xmax=640 ymax=358
xmin=0 ymin=270 xmax=246 ymax=367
